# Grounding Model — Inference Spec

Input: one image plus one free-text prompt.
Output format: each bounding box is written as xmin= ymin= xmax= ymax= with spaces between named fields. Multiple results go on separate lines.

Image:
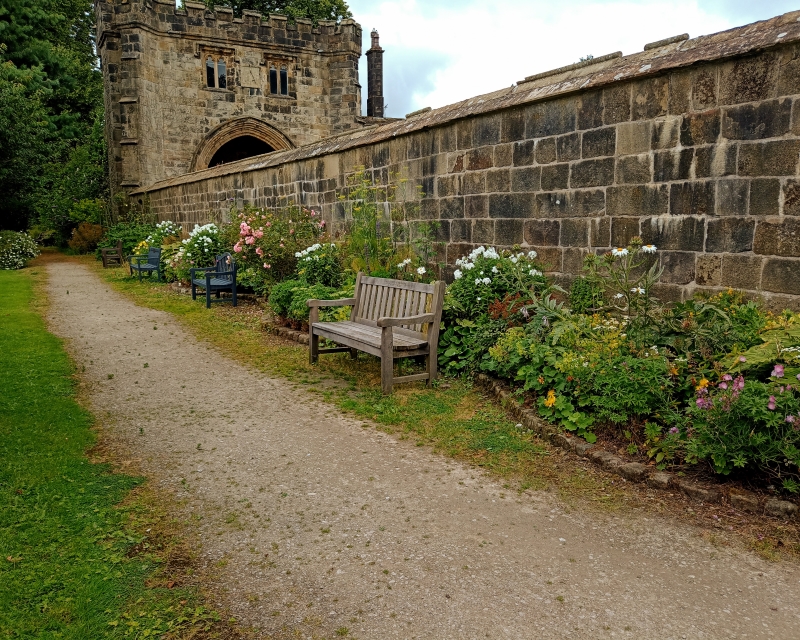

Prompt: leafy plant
xmin=171 ymin=223 xmax=225 ymax=281
xmin=67 ymin=222 xmax=103 ymax=253
xmin=0 ymin=230 xmax=39 ymax=269
xmin=537 ymin=389 xmax=596 ymax=443
xmin=295 ymin=242 xmax=342 ymax=287
xmin=96 ymin=221 xmax=157 ymax=260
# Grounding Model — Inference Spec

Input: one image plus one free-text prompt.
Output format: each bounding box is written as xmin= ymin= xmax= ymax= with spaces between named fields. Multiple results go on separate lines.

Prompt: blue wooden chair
xmin=128 ymin=247 xmax=162 ymax=281
xmin=191 ymin=253 xmax=237 ymax=308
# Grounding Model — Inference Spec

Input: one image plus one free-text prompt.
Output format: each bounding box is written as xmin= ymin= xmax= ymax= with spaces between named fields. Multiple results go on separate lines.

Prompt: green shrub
xmin=287 ymin=283 xmax=339 ymax=322
xmin=67 ymin=222 xmax=103 ymax=253
xmin=171 ymin=223 xmax=224 ymax=281
xmin=96 ymin=221 xmax=157 ymax=259
xmin=569 ymin=276 xmax=603 ymax=314
xmin=269 ymin=279 xmax=304 ymax=317
xmin=295 ymin=242 xmax=343 ymax=287
xmin=438 ymin=317 xmax=508 ymax=375
xmin=0 ymin=231 xmax=39 ymax=269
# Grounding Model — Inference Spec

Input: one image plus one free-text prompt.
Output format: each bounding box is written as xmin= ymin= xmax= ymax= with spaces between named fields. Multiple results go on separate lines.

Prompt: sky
xmin=346 ymin=0 xmax=798 ymax=117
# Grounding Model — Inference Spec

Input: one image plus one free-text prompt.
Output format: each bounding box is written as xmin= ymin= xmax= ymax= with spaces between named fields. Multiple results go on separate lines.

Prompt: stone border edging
xmin=257 ymin=320 xmax=799 ymax=520
xmin=472 ymin=374 xmax=800 ymax=521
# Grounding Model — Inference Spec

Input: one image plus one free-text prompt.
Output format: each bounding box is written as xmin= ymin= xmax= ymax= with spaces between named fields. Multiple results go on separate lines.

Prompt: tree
xmin=206 ymin=0 xmax=351 ymax=22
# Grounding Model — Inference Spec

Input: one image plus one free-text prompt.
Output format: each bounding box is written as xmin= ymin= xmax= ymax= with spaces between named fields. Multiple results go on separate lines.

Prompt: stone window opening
xmin=205 ymin=56 xmax=228 ymax=90
xmin=268 ymin=63 xmax=289 ymax=96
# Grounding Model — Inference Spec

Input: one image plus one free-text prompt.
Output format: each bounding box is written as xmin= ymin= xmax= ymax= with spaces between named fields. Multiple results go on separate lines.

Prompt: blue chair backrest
xmin=147 ymin=247 xmax=162 ymax=266
xmin=216 ymin=253 xmax=235 ymax=281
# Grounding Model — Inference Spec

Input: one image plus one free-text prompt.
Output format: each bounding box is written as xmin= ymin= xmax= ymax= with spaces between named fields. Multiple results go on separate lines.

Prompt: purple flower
xmin=797 ymin=373 xmax=800 ymax=382
xmin=696 ymin=397 xmax=713 ymax=410
xmin=734 ymin=375 xmax=745 ymax=391
xmin=768 ymin=395 xmax=777 ymax=411
xmin=669 ymin=426 xmax=680 ymax=434
xmin=739 ymin=356 xmax=747 ymax=363
xmin=772 ymin=364 xmax=785 ymax=378
xmin=787 ymin=415 xmax=796 ymax=424
xmin=722 ymin=374 xmax=733 ymax=382
xmin=718 ymin=382 xmax=728 ymax=390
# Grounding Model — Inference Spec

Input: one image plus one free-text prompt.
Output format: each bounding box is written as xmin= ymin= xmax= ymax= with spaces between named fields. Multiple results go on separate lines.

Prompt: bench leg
xmin=216 ymin=290 xmax=221 ymax=298
xmin=309 ymin=331 xmax=319 ymax=364
xmin=206 ymin=287 xmax=211 ymax=309
xmin=349 ymin=348 xmax=358 ymax=360
xmin=191 ymin=281 xmax=196 ymax=300
xmin=231 ymin=284 xmax=237 ymax=307
xmin=380 ymin=327 xmax=394 ymax=395
xmin=426 ymin=352 xmax=438 ymax=386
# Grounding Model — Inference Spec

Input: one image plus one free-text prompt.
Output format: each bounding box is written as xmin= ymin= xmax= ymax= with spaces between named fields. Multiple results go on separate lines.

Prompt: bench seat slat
xmin=312 ymin=321 xmax=428 ymax=352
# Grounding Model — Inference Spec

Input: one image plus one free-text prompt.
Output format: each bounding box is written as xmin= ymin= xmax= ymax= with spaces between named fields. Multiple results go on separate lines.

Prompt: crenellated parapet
xmin=95 ymin=0 xmax=361 ymax=55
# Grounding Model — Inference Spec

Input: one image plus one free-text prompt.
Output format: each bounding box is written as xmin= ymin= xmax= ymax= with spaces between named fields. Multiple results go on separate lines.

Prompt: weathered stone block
xmin=464 ymin=195 xmax=488 ymax=218
xmin=572 ymin=190 xmax=606 ymax=217
xmin=570 ymin=158 xmax=614 ymax=188
xmin=617 ymin=462 xmax=649 ymax=482
xmin=763 ymin=258 xmax=800 ymax=295
xmin=784 ymin=179 xmax=800 ymax=216
xmin=749 ymin=178 xmax=780 ymax=216
xmin=486 ymin=169 xmax=510 ymax=193
xmin=722 ymin=98 xmax=791 ymax=140
xmin=754 ymin=217 xmax=800 ymax=256
xmin=590 ymin=217 xmax=611 ymax=247
xmin=510 ymin=167 xmax=540 ymax=192
xmin=450 ymin=219 xmax=471 ymax=242
xmin=694 ymin=143 xmax=737 ymax=178
xmin=720 ymin=254 xmax=763 ymax=290
xmin=494 ymin=219 xmax=524 ymax=245
xmin=489 ymin=193 xmax=533 ymax=219
xmin=437 ymin=174 xmax=461 ymax=198
xmin=719 ymin=53 xmax=778 ymax=105
xmin=535 ymin=246 xmax=563 ymax=272
xmin=654 ymin=148 xmax=693 ymax=182
xmin=632 ymin=76 xmax=669 ymax=120
xmin=588 ymin=448 xmax=624 ymax=471
xmin=513 ymin=140 xmax=535 ymax=166
xmin=461 ymin=171 xmax=486 ymax=195
xmin=534 ymin=137 xmax=556 ymax=165
xmin=471 ymin=219 xmax=495 ymax=243
xmin=524 ymin=219 xmax=560 ymax=246
xmin=695 ymin=254 xmax=721 ymax=286
xmin=493 ymin=143 xmax=513 ymax=167
xmin=716 ymin=178 xmax=749 ymax=216
xmin=651 ymin=116 xmax=681 ymax=149
xmin=439 ymin=196 xmax=464 ymax=219
xmin=560 ymin=218 xmax=589 ymax=247
xmin=678 ymin=481 xmax=720 ymax=503
xmin=706 ymin=217 xmax=754 ymax=253
xmin=660 ymin=251 xmax=696 ymax=284
xmin=680 ymin=109 xmax=720 ymax=146
xmin=641 ymin=216 xmax=705 ymax=251
xmin=457 ymin=118 xmax=475 ymax=149
xmin=610 ymin=217 xmax=640 ymax=247
xmin=616 ymin=121 xmax=651 ymax=156
xmin=582 ymin=126 xmax=616 ymax=158
xmin=738 ymin=139 xmax=800 ymax=176
xmin=668 ymin=69 xmax=693 ymax=114
xmin=606 ymin=185 xmax=668 ymax=217
xmin=670 ymin=181 xmax=715 ymax=217
xmin=562 ymin=247 xmax=586 ymax=274
xmin=765 ymin=498 xmax=798 ymax=519
xmin=466 ymin=147 xmax=493 ymax=171
xmin=557 ymin=132 xmax=581 ymax=162
xmin=535 ymin=192 xmax=569 ymax=218
xmin=729 ymin=490 xmax=759 ymax=513
xmin=475 ymin=114 xmax=501 ymax=146
xmin=615 ymin=154 xmax=651 ymax=184
xmin=501 ymin=108 xmax=526 ymax=143
xmin=601 ymin=80 xmax=634 ymax=125
xmin=541 ymin=164 xmax=569 ymax=191
xmin=577 ymin=91 xmax=603 ymax=130
xmin=692 ymin=67 xmax=719 ymax=110
xmin=525 ymin=98 xmax=576 ymax=138
xmin=647 ymin=471 xmax=672 ymax=489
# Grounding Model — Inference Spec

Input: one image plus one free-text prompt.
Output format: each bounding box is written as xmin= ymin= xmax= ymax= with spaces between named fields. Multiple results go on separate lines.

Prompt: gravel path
xmin=45 ymin=263 xmax=800 ymax=639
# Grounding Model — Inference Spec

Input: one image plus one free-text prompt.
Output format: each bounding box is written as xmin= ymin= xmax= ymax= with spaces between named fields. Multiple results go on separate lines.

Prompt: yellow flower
xmin=544 ymin=390 xmax=557 ymax=407
xmin=696 ymin=378 xmax=709 ymax=391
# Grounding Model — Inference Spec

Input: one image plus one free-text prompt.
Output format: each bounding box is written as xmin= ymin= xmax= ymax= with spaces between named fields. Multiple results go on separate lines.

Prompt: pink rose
xmin=245 ymin=236 xmax=255 ymax=245
xmin=233 ymin=243 xmax=243 ymax=252
xmin=255 ymin=247 xmax=263 ymax=256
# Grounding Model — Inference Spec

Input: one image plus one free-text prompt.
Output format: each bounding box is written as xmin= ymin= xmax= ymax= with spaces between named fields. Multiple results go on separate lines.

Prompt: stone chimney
xmin=366 ymin=29 xmax=384 ymax=117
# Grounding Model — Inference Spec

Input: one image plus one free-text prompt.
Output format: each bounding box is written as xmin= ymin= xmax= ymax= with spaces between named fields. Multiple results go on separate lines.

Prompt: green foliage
xmin=0 ymin=231 xmax=39 ymax=269
xmin=0 ymin=270 xmax=220 ymax=637
xmin=206 ymin=0 xmax=351 ymax=22
xmin=438 ymin=317 xmax=508 ymax=375
xmin=66 ymin=221 xmax=103 ymax=253
xmin=172 ymin=224 xmax=225 ymax=281
xmin=295 ymin=242 xmax=343 ymax=287
xmin=537 ymin=390 xmax=596 ymax=443
xmin=569 ymin=276 xmax=603 ymax=314
xmin=269 ymin=278 xmax=304 ymax=317
xmin=687 ymin=371 xmax=800 ymax=482
xmin=95 ymin=221 xmax=158 ymax=260
xmin=287 ymin=283 xmax=339 ymax=321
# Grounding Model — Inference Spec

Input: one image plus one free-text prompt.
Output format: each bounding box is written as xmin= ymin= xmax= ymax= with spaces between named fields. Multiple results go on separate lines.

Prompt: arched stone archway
xmin=191 ymin=118 xmax=294 ymax=171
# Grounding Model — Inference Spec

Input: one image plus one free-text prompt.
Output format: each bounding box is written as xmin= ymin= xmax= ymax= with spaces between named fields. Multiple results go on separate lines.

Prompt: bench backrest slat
xmin=147 ymin=247 xmax=162 ymax=266
xmin=350 ymin=273 xmax=441 ymax=338
xmin=214 ymin=253 xmax=236 ymax=281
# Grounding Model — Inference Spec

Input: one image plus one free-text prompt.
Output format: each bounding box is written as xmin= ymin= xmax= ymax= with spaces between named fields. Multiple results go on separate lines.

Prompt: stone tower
xmin=94 ymin=0 xmax=365 ymax=194
xmin=366 ymin=29 xmax=384 ymax=118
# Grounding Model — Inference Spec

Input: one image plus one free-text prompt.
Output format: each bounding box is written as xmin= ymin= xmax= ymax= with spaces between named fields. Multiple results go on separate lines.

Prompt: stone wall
xmin=95 ymin=0 xmax=364 ymax=193
xmin=134 ymin=11 xmax=800 ymax=309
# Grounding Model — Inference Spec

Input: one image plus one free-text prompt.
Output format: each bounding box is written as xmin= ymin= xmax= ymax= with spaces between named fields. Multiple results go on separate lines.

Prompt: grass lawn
xmin=0 ymin=268 xmax=232 ymax=638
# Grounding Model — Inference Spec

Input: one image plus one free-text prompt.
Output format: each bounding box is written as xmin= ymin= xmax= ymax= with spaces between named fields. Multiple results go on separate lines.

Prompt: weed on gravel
xmin=0 ymin=267 xmax=245 ymax=639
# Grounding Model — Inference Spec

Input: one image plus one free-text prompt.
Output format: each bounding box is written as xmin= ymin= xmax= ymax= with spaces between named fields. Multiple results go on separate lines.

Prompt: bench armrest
xmin=127 ymin=254 xmax=148 ymax=264
xmin=307 ymin=298 xmax=356 ymax=308
xmin=377 ymin=313 xmax=435 ymax=328
xmin=189 ymin=265 xmax=215 ymax=278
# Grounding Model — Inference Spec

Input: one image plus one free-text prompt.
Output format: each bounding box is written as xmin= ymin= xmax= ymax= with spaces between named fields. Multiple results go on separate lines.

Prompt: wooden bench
xmin=128 ymin=247 xmax=162 ymax=281
xmin=101 ymin=240 xmax=124 ymax=268
xmin=308 ymin=273 xmax=444 ymax=394
xmin=191 ymin=253 xmax=238 ymax=308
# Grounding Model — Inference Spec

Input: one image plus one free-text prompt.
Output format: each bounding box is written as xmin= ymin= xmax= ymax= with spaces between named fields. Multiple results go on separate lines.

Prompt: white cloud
xmin=350 ymin=0 xmax=797 ymax=117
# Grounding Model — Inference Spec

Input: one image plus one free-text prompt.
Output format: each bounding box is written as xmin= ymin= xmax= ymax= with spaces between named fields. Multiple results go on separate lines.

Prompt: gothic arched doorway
xmin=191 ymin=118 xmax=294 ymax=171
